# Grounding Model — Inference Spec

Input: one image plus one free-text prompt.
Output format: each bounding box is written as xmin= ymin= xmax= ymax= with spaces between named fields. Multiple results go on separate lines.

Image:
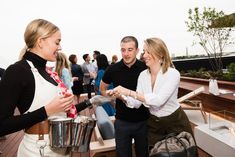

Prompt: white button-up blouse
xmin=124 ymin=67 xmax=180 ymax=117
xmin=138 ymin=67 xmax=180 ymax=117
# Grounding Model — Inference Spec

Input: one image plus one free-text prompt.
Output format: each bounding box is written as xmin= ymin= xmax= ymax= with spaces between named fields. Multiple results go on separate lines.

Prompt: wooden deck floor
xmin=0 ymin=109 xmax=211 ymax=157
xmin=2 ymin=77 xmax=235 ymax=157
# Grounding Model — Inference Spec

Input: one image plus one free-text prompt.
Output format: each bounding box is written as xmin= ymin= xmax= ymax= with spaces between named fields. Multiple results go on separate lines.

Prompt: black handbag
xmin=149 ymin=131 xmax=198 ymax=157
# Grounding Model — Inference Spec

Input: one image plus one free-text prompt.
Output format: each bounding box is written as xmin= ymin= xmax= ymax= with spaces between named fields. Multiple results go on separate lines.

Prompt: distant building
xmin=173 ymin=54 xmax=235 ymax=72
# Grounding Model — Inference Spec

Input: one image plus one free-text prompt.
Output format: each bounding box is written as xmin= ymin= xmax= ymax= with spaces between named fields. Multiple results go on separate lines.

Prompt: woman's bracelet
xmin=128 ymin=90 xmax=138 ymax=99
xmin=134 ymin=91 xmax=138 ymax=99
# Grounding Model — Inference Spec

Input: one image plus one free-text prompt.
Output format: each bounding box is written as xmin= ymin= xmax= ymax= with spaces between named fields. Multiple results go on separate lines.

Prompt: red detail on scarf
xmin=46 ymin=67 xmax=77 ymax=118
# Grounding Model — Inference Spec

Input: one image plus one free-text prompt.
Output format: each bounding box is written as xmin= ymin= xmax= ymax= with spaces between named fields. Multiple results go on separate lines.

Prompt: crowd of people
xmin=0 ymin=18 xmax=197 ymax=157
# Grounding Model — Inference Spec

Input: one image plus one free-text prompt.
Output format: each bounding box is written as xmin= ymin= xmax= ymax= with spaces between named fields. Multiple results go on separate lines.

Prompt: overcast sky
xmin=0 ymin=0 xmax=234 ymax=68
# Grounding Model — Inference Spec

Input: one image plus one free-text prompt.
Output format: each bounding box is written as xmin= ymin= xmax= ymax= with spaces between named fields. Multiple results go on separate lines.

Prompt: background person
xmin=92 ymin=50 xmax=100 ymax=72
xmin=95 ymin=54 xmax=116 ymax=116
xmin=111 ymin=54 xmax=118 ymax=65
xmin=54 ymin=52 xmax=73 ymax=90
xmin=81 ymin=53 xmax=96 ymax=98
xmin=100 ymin=36 xmax=149 ymax=157
xmin=69 ymin=54 xmax=84 ymax=104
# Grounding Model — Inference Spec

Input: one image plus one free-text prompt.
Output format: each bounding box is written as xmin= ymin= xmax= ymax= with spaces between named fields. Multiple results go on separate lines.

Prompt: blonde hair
xmin=112 ymin=55 xmax=118 ymax=63
xmin=55 ymin=52 xmax=70 ymax=77
xmin=144 ymin=38 xmax=174 ymax=73
xmin=19 ymin=19 xmax=59 ymax=60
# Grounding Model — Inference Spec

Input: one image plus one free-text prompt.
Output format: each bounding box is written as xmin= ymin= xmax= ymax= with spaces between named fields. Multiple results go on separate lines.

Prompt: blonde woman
xmin=55 ymin=52 xmax=73 ymax=90
xmin=0 ymin=19 xmax=74 ymax=156
xmin=110 ymin=37 xmax=194 ymax=149
xmin=0 ymin=19 xmax=111 ymax=157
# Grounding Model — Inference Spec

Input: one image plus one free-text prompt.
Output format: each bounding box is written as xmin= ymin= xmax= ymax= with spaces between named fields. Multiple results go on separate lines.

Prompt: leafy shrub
xmin=223 ymin=63 xmax=235 ymax=81
xmin=181 ymin=63 xmax=235 ymax=81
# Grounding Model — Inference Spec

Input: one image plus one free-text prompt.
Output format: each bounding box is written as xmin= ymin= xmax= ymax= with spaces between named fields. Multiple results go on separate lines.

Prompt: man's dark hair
xmin=93 ymin=50 xmax=100 ymax=56
xmin=121 ymin=36 xmax=138 ymax=49
xmin=83 ymin=54 xmax=89 ymax=61
xmin=96 ymin=54 xmax=109 ymax=70
xmin=68 ymin=54 xmax=76 ymax=64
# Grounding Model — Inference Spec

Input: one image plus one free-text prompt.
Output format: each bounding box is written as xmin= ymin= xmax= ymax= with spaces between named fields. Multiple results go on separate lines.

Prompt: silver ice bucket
xmin=71 ymin=116 xmax=96 ymax=152
xmin=49 ymin=117 xmax=73 ymax=149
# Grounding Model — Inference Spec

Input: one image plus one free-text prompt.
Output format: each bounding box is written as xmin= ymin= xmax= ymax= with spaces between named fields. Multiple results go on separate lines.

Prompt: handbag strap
xmin=164 ymin=133 xmax=189 ymax=157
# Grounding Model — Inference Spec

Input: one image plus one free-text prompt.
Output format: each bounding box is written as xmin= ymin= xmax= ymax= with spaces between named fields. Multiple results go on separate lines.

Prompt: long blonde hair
xmin=144 ymin=38 xmax=174 ymax=73
xmin=19 ymin=19 xmax=59 ymax=60
xmin=55 ymin=52 xmax=70 ymax=77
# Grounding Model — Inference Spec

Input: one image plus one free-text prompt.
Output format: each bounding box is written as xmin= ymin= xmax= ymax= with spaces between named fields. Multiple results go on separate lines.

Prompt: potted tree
xmin=185 ymin=7 xmax=235 ymax=95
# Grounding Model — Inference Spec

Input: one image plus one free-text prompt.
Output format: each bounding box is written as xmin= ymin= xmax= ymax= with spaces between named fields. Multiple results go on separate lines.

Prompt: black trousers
xmin=83 ymin=79 xmax=94 ymax=99
xmin=114 ymin=119 xmax=149 ymax=157
xmin=83 ymin=83 xmax=92 ymax=98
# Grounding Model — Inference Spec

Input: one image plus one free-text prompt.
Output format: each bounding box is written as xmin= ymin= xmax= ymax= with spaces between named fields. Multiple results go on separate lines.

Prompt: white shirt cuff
xmin=121 ymin=95 xmax=142 ymax=109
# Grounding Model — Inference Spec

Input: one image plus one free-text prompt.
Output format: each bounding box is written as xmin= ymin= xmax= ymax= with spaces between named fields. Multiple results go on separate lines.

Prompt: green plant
xmin=181 ymin=64 xmax=235 ymax=81
xmin=223 ymin=63 xmax=235 ymax=81
xmin=207 ymin=70 xmax=223 ymax=79
xmin=228 ymin=63 xmax=235 ymax=73
xmin=185 ymin=7 xmax=234 ymax=72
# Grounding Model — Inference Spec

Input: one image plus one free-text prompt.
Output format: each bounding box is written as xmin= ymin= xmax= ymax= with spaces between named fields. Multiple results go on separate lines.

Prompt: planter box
xmin=195 ymin=123 xmax=235 ymax=157
xmin=195 ymin=111 xmax=235 ymax=157
xmin=186 ymin=110 xmax=235 ymax=157
xmin=179 ymin=76 xmax=235 ymax=115
xmin=180 ymin=76 xmax=235 ymax=91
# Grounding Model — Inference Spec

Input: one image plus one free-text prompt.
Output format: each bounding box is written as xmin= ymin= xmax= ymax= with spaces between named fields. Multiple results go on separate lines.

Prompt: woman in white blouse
xmin=109 ymin=37 xmax=193 ymax=148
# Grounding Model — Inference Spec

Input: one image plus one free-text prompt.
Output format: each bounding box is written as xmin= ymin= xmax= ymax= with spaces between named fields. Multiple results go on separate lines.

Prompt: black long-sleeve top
xmin=0 ymin=52 xmax=91 ymax=136
xmin=71 ymin=63 xmax=84 ymax=81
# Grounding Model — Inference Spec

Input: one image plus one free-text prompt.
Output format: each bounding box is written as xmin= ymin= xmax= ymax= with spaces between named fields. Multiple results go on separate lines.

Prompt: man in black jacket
xmin=100 ymin=36 xmax=149 ymax=157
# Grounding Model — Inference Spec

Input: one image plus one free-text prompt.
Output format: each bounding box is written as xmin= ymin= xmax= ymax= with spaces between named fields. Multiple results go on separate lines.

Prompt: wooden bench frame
xmin=89 ymin=115 xmax=116 ymax=157
xmin=178 ymin=86 xmax=208 ymax=124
